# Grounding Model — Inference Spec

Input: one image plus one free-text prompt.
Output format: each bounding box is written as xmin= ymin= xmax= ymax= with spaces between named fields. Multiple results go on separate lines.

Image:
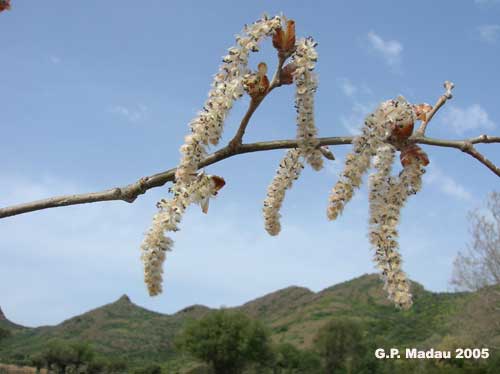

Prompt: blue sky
xmin=1 ymin=0 xmax=499 ymax=327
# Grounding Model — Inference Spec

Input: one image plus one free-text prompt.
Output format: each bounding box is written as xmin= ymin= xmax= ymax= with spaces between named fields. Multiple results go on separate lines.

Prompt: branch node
xmin=112 ymin=188 xmax=122 ymax=198
xmin=460 ymin=141 xmax=473 ymax=152
xmin=138 ymin=177 xmax=149 ymax=193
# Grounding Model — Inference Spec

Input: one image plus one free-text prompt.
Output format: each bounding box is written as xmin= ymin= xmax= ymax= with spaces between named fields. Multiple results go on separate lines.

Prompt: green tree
xmin=314 ymin=318 xmax=367 ymax=374
xmin=176 ymin=310 xmax=273 ymax=374
xmin=270 ymin=343 xmax=321 ymax=373
xmin=86 ymin=357 xmax=107 ymax=374
xmin=0 ymin=327 xmax=11 ymax=342
xmin=132 ymin=364 xmax=163 ymax=374
xmin=40 ymin=339 xmax=95 ymax=374
xmin=42 ymin=340 xmax=72 ymax=374
xmin=104 ymin=356 xmax=128 ymax=373
xmin=29 ymin=353 xmax=46 ymax=374
xmin=69 ymin=341 xmax=95 ymax=372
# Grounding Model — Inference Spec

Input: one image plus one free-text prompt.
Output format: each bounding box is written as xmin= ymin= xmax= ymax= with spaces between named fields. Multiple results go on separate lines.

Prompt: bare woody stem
xmin=228 ymin=98 xmax=262 ymax=151
xmin=0 ymin=134 xmax=498 ymax=220
xmin=414 ymin=134 xmax=500 ymax=177
xmin=415 ymin=81 xmax=455 ymax=136
xmin=228 ymin=55 xmax=288 ymax=150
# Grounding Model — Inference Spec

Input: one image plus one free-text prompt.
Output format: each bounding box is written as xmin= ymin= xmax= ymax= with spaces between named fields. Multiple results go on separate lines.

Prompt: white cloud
xmin=442 ymin=104 xmax=495 ymax=135
xmin=337 ymin=79 xmax=376 ymax=135
xmin=367 ymin=31 xmax=403 ymax=67
xmin=49 ymin=55 xmax=61 ymax=64
xmin=426 ymin=165 xmax=473 ymax=201
xmin=478 ymin=24 xmax=500 ymax=43
xmin=340 ymin=78 xmax=357 ymax=97
xmin=110 ymin=104 xmax=149 ymax=123
xmin=340 ymin=101 xmax=376 ymax=135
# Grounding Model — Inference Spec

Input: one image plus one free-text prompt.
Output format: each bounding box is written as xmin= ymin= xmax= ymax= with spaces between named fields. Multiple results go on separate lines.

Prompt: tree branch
xmin=228 ymin=55 xmax=288 ymax=150
xmin=415 ymin=81 xmax=454 ymax=136
xmin=0 ymin=134 xmax=498 ymax=219
xmin=413 ymin=134 xmax=500 ymax=177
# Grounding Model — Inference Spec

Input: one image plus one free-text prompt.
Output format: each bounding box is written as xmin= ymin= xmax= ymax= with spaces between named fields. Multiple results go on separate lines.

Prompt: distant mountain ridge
xmin=0 ymin=306 xmax=24 ymax=331
xmin=0 ymin=274 xmax=475 ymax=366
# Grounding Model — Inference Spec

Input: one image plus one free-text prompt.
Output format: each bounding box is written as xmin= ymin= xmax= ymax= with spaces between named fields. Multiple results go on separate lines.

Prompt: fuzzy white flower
xmin=368 ymin=145 xmax=413 ymax=309
xmin=175 ymin=15 xmax=282 ymax=185
xmin=327 ymin=96 xmax=427 ymax=308
xmin=293 ymin=37 xmax=323 ymax=171
xmin=141 ymin=173 xmax=224 ymax=296
xmin=368 ymin=140 xmax=426 ymax=309
xmin=263 ymin=149 xmax=304 ymax=236
xmin=327 ymin=105 xmax=384 ymax=220
xmin=327 ymin=97 xmax=417 ymax=221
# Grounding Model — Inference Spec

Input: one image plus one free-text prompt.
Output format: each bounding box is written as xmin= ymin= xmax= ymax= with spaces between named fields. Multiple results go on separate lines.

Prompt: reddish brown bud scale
xmin=272 ymin=27 xmax=285 ymax=50
xmin=284 ymin=20 xmax=296 ymax=51
xmin=260 ymin=75 xmax=270 ymax=93
xmin=243 ymin=62 xmax=270 ymax=100
xmin=413 ymin=103 xmax=433 ymax=121
xmin=400 ymin=144 xmax=429 ymax=167
xmin=279 ymin=63 xmax=296 ymax=85
xmin=390 ymin=121 xmax=415 ymax=142
xmin=210 ymin=175 xmax=226 ymax=192
xmin=257 ymin=62 xmax=268 ymax=76
xmin=272 ymin=19 xmax=296 ymax=56
xmin=0 ymin=0 xmax=11 ymax=12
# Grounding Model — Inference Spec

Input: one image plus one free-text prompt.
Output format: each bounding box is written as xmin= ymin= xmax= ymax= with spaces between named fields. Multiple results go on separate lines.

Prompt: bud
xmin=279 ymin=63 xmax=296 ymax=85
xmin=319 ymin=146 xmax=335 ymax=160
xmin=400 ymin=144 xmax=429 ymax=167
xmin=388 ymin=120 xmax=414 ymax=142
xmin=0 ymin=0 xmax=11 ymax=12
xmin=272 ymin=19 xmax=296 ymax=57
xmin=412 ymin=103 xmax=433 ymax=121
xmin=209 ymin=175 xmax=226 ymax=193
xmin=243 ymin=62 xmax=270 ymax=100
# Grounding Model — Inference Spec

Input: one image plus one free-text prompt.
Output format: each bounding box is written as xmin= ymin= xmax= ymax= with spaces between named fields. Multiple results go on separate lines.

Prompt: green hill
xmin=237 ymin=274 xmax=470 ymax=349
xmin=0 ymin=295 xmax=212 ymax=365
xmin=0 ymin=274 xmax=480 ymax=367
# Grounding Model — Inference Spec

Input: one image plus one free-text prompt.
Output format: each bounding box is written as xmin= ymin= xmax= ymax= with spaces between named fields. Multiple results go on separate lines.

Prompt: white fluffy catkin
xmin=175 ymin=15 xmax=283 ymax=185
xmin=293 ymin=37 xmax=323 ymax=171
xmin=141 ymin=174 xmax=222 ymax=296
xmin=263 ymin=149 xmax=304 ymax=236
xmin=369 ymin=145 xmax=413 ymax=309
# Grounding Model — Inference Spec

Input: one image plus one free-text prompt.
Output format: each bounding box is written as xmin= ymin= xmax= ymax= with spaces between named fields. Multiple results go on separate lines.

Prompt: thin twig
xmin=415 ymin=81 xmax=455 ymax=136
xmin=413 ymin=134 xmax=500 ymax=177
xmin=0 ymin=134 xmax=498 ymax=220
xmin=227 ymin=99 xmax=262 ymax=151
xmin=460 ymin=142 xmax=500 ymax=177
xmin=269 ymin=54 xmax=288 ymax=90
xmin=228 ymin=55 xmax=288 ymax=150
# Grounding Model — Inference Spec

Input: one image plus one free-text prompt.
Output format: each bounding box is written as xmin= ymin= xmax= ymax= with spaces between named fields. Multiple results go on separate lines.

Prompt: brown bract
xmin=272 ymin=19 xmax=296 ymax=57
xmin=210 ymin=175 xmax=226 ymax=193
xmin=385 ymin=102 xmax=435 ymax=167
xmin=279 ymin=63 xmax=296 ymax=85
xmin=243 ymin=62 xmax=270 ymax=100
xmin=0 ymin=0 xmax=10 ymax=12
xmin=413 ymin=103 xmax=433 ymax=121
xmin=389 ymin=121 xmax=415 ymax=142
xmin=400 ymin=144 xmax=429 ymax=167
